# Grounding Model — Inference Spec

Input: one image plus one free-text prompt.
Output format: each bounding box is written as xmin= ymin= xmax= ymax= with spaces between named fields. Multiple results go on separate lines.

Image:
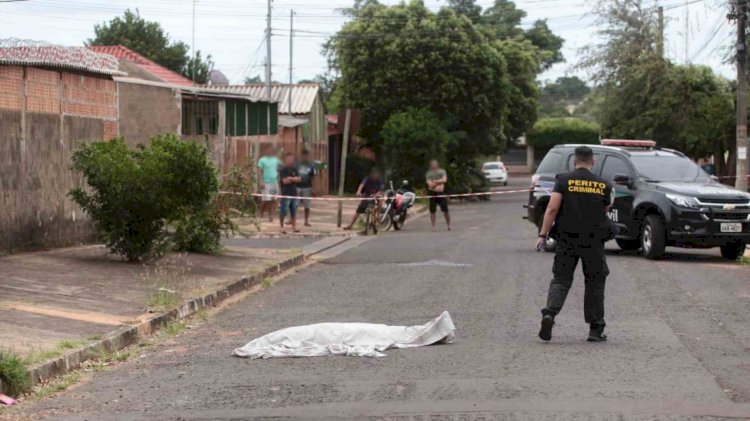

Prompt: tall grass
xmin=0 ymin=349 xmax=31 ymax=397
xmin=142 ymin=254 xmax=194 ymax=311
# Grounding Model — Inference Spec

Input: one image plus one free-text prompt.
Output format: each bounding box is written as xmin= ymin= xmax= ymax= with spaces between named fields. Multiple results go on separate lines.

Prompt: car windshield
xmin=630 ymin=155 xmax=712 ymax=183
xmin=483 ymin=164 xmax=501 ymax=170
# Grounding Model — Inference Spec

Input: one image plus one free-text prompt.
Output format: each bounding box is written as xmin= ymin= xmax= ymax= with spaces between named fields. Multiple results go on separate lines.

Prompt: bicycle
xmin=363 ymin=196 xmax=381 ymax=236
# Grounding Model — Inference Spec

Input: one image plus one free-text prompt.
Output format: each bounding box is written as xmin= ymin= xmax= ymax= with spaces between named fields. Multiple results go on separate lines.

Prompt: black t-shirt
xmin=279 ymin=166 xmax=299 ymax=196
xmin=296 ymin=162 xmax=316 ymax=189
xmin=361 ymin=177 xmax=384 ymax=196
xmin=553 ymin=168 xmax=613 ymax=238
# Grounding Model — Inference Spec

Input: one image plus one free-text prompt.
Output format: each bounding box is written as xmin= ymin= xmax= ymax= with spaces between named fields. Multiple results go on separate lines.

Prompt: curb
xmin=250 ymin=231 xmax=358 ymax=239
xmin=24 ymin=252 xmax=306 ymax=386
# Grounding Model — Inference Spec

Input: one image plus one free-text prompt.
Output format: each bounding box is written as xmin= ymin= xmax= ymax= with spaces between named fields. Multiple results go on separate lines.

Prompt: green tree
xmin=481 ymin=0 xmax=526 ymax=38
xmin=581 ymin=0 xmax=733 ymax=162
xmin=328 ymin=1 xmax=512 ymax=156
xmin=524 ymin=20 xmax=564 ymax=70
xmin=243 ymin=75 xmax=262 ymax=84
xmin=495 ymin=38 xmax=541 ymax=143
xmin=381 ymin=108 xmax=450 ymax=187
xmin=539 ymin=76 xmax=591 ymax=117
xmin=479 ymin=1 xmax=564 ymax=69
xmin=542 ymin=76 xmax=590 ymax=100
xmin=185 ymin=51 xmax=213 ymax=85
xmin=87 ymin=9 xmax=212 ymax=83
xmin=447 ymin=0 xmax=482 ymax=23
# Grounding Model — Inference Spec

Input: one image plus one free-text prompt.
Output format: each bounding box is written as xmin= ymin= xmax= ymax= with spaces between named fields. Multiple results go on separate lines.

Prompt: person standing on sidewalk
xmin=535 ymin=146 xmax=613 ymax=343
xmin=278 ymin=152 xmax=301 ymax=234
xmin=426 ymin=159 xmax=451 ymax=232
xmin=296 ymin=150 xmax=317 ymax=227
xmin=257 ymin=146 xmax=281 ymax=222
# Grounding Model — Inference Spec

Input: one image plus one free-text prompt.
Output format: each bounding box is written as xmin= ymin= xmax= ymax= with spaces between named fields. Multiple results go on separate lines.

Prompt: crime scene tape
xmin=219 ymin=188 xmax=549 ymax=201
xmin=219 ymin=173 xmax=749 ymax=202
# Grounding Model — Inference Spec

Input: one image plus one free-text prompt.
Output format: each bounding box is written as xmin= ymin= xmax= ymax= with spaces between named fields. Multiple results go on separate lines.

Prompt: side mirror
xmin=613 ymin=174 xmax=633 ymax=187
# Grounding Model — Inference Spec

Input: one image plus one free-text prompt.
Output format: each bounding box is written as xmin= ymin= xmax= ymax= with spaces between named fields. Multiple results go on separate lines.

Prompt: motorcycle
xmin=378 ymin=180 xmax=416 ymax=231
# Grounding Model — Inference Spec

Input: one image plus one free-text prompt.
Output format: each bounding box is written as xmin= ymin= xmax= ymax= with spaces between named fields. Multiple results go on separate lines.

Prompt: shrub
xmin=0 ymin=349 xmax=31 ymax=397
xmin=526 ymin=118 xmax=600 ymax=150
xmin=70 ymin=138 xmax=166 ymax=261
xmin=172 ymin=205 xmax=236 ymax=255
xmin=215 ymin=160 xmax=257 ymax=217
xmin=447 ymin=161 xmax=490 ymax=201
xmin=382 ymin=108 xmax=450 ymax=188
xmin=70 ymin=135 xmax=223 ymax=261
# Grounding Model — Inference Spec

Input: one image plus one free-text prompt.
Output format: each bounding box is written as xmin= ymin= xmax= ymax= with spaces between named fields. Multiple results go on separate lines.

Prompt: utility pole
xmin=657 ymin=5 xmax=664 ymax=59
xmin=684 ymin=0 xmax=689 ymax=64
xmin=192 ymin=0 xmax=197 ymax=82
xmin=737 ymin=0 xmax=749 ymax=192
xmin=288 ymin=9 xmax=294 ymax=115
xmin=337 ymin=109 xmax=352 ymax=227
xmin=265 ymin=0 xmax=273 ymax=99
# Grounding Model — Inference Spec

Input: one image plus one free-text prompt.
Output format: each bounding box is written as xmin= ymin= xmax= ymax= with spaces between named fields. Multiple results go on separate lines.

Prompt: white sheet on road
xmin=232 ymin=311 xmax=455 ymax=359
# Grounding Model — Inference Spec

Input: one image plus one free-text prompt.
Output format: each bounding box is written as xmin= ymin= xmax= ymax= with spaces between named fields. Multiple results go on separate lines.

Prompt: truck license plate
xmin=720 ymin=223 xmax=742 ymax=233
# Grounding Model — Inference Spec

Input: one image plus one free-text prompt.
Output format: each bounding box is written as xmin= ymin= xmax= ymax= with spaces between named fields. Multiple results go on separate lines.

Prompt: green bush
xmin=172 ymin=205 xmax=235 ymax=255
xmin=447 ymin=161 xmax=490 ymax=201
xmin=527 ymin=118 xmax=600 ymax=150
xmin=70 ymin=135 xmax=223 ymax=261
xmin=382 ymin=108 xmax=450 ymax=188
xmin=215 ymin=160 xmax=257 ymax=217
xmin=0 ymin=349 xmax=31 ymax=397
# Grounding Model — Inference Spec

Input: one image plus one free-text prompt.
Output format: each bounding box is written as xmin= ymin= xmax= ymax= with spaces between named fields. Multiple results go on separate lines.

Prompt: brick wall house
xmin=90 ymin=45 xmax=279 ymax=179
xmin=114 ymin=76 xmax=278 ymax=178
xmin=0 ymin=40 xmax=123 ymax=254
xmin=203 ymin=84 xmax=331 ymax=194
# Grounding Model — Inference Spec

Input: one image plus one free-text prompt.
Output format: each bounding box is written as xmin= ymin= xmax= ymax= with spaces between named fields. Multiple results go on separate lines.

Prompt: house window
xmin=226 ymin=100 xmax=278 ymax=136
xmin=182 ymin=99 xmax=219 ymax=135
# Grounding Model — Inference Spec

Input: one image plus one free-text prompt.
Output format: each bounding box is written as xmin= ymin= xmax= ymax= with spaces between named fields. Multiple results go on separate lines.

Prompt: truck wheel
xmin=641 ymin=215 xmax=666 ymax=260
xmin=720 ymin=241 xmax=746 ymax=260
xmin=616 ymin=238 xmax=641 ymax=251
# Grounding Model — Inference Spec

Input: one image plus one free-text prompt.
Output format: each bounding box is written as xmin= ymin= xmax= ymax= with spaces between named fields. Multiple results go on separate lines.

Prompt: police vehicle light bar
xmin=600 ymin=139 xmax=656 ymax=148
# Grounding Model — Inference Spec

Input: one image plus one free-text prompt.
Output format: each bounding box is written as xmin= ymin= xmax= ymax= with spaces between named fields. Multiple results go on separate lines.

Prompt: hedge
xmin=527 ymin=118 xmax=600 ymax=150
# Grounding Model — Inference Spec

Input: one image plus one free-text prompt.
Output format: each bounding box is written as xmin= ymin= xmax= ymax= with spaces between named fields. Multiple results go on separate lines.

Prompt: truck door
xmin=599 ymin=154 xmax=636 ymax=236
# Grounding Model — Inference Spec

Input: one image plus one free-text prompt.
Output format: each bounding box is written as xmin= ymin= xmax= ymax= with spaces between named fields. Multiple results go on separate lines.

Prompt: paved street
xmin=14 ymin=179 xmax=750 ymax=421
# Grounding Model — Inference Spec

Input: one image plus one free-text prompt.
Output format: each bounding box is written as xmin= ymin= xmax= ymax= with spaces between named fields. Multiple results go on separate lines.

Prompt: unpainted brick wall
xmin=117 ymin=81 xmax=179 ymax=147
xmin=0 ymin=65 xmax=118 ymax=254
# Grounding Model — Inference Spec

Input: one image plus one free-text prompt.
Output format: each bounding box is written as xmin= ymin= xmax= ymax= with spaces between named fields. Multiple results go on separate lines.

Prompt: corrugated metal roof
xmin=0 ymin=38 xmax=125 ymax=76
xmin=88 ymin=45 xmax=194 ymax=86
xmin=113 ymin=76 xmax=274 ymax=103
xmin=202 ymin=83 xmax=320 ymax=114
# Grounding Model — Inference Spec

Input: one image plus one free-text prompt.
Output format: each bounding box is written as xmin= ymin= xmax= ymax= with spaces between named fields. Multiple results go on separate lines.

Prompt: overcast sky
xmin=0 ymin=0 xmax=736 ymax=85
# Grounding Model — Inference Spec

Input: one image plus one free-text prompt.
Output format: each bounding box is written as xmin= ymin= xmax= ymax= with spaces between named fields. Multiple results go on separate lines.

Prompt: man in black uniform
xmin=535 ymin=146 xmax=613 ymax=342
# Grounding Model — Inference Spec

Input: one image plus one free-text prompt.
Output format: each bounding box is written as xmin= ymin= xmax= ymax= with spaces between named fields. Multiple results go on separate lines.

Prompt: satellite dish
xmin=208 ymin=69 xmax=229 ymax=86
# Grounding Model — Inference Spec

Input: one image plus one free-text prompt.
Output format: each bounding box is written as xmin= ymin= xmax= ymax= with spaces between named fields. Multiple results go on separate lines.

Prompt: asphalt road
xmin=17 ymin=179 xmax=750 ymax=420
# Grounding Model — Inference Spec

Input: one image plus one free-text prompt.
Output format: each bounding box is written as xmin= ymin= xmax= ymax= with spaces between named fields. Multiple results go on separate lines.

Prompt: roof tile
xmin=88 ymin=45 xmax=194 ymax=86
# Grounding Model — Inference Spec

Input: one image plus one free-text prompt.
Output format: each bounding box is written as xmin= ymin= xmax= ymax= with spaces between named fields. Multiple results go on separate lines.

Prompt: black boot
xmin=587 ymin=323 xmax=607 ymax=342
xmin=539 ymin=314 xmax=554 ymax=341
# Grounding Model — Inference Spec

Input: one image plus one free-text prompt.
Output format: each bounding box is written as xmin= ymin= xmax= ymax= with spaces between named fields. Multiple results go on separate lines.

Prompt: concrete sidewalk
xmin=0 ymin=236 xmax=359 ymax=387
xmin=0 ymin=240 xmax=307 ymax=362
xmin=243 ymin=196 xmax=426 ymax=237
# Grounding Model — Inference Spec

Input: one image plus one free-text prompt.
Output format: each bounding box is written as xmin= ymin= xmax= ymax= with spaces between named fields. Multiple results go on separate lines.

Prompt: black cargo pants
xmin=542 ymin=234 xmax=609 ymax=327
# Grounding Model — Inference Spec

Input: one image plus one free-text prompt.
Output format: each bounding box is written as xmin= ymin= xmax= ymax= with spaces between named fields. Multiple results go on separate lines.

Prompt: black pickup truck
xmin=525 ymin=140 xmax=750 ymax=260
